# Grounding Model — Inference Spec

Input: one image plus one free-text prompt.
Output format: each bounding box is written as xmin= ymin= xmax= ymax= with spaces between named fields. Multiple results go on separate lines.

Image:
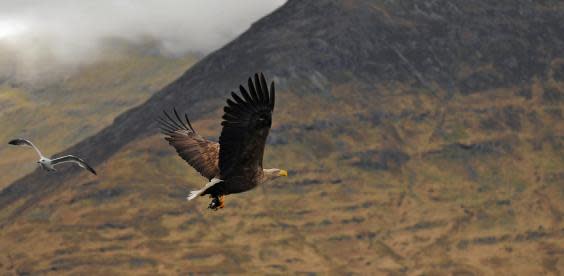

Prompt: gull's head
xmin=263 ymin=168 xmax=288 ymax=182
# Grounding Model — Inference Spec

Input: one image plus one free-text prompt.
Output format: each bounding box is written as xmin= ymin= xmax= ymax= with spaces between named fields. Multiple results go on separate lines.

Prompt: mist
xmin=0 ymin=0 xmax=286 ymax=80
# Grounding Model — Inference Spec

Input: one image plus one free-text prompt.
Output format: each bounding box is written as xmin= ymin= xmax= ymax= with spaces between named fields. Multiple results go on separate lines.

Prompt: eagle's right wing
xmin=218 ymin=73 xmax=275 ymax=178
xmin=159 ymin=109 xmax=220 ymax=180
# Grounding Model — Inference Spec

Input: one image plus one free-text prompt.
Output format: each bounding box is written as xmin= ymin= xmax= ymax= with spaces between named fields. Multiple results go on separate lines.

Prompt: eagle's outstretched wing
xmin=159 ymin=109 xmax=220 ymax=180
xmin=218 ymin=73 xmax=275 ymax=179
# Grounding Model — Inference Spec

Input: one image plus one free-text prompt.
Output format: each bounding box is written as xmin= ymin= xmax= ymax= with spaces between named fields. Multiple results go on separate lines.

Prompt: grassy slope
xmin=0 ymin=73 xmax=561 ymax=274
xmin=0 ymin=47 xmax=197 ymax=188
xmin=1 ymin=1 xmax=563 ymax=274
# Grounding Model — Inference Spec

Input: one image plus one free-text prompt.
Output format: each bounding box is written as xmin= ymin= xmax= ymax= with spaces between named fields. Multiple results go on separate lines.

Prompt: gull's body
xmin=8 ymin=138 xmax=97 ymax=175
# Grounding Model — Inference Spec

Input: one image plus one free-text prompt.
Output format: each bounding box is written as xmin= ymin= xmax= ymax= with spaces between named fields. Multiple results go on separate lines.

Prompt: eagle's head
xmin=263 ymin=168 xmax=288 ymax=182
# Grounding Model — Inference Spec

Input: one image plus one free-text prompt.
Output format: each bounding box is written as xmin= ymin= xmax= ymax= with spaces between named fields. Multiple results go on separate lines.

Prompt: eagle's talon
xmin=207 ymin=195 xmax=225 ymax=210
xmin=219 ymin=195 xmax=225 ymax=209
xmin=208 ymin=196 xmax=221 ymax=210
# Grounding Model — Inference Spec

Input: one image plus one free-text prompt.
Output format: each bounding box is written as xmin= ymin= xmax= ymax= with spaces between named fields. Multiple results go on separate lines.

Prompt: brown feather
xmin=160 ymin=110 xmax=220 ymax=180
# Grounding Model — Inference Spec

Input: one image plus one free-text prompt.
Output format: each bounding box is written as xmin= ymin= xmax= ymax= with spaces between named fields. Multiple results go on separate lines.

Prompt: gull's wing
xmin=218 ymin=73 xmax=275 ymax=179
xmin=8 ymin=138 xmax=44 ymax=158
xmin=51 ymin=155 xmax=97 ymax=175
xmin=159 ymin=109 xmax=220 ymax=180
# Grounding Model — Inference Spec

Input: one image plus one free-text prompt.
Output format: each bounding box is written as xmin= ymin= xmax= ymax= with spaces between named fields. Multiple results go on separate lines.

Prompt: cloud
xmin=0 ymin=0 xmax=285 ymax=79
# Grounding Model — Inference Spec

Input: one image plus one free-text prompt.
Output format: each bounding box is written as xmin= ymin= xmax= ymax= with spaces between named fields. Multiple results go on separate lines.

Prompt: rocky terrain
xmin=0 ymin=0 xmax=562 ymax=274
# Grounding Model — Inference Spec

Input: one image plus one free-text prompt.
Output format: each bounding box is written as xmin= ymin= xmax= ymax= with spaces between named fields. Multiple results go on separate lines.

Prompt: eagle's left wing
xmin=159 ymin=109 xmax=220 ymax=180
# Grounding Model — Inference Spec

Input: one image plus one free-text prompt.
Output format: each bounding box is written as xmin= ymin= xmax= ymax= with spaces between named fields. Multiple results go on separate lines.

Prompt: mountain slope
xmin=0 ymin=0 xmax=563 ymax=274
xmin=0 ymin=39 xmax=197 ymax=188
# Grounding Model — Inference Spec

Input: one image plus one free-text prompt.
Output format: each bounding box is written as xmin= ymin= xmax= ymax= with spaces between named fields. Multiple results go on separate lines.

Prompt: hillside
xmin=0 ymin=39 xmax=198 ymax=188
xmin=0 ymin=0 xmax=563 ymax=274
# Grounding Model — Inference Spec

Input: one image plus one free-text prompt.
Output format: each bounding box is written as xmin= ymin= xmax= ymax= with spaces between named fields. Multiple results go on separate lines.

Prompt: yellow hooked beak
xmin=279 ymin=170 xmax=288 ymax=177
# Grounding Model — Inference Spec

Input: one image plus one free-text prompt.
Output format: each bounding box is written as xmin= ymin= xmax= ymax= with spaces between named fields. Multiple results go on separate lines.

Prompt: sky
xmin=0 ymin=0 xmax=285 ymax=77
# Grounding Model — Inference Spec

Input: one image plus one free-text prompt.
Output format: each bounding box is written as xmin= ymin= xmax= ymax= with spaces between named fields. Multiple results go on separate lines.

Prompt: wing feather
xmin=8 ymin=138 xmax=44 ymax=158
xmin=218 ymin=73 xmax=275 ymax=178
xmin=248 ymin=77 xmax=262 ymax=104
xmin=231 ymin=92 xmax=246 ymax=105
xmin=159 ymin=109 xmax=220 ymax=180
xmin=259 ymin=73 xmax=270 ymax=105
xmin=51 ymin=155 xmax=97 ymax=175
xmin=239 ymin=86 xmax=256 ymax=108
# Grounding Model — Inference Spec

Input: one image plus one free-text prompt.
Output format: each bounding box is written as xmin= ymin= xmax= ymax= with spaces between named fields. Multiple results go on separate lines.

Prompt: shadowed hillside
xmin=0 ymin=0 xmax=563 ymax=274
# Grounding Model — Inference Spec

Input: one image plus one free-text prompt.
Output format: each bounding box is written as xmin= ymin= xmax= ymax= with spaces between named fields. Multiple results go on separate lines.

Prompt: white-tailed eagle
xmin=159 ymin=73 xmax=287 ymax=210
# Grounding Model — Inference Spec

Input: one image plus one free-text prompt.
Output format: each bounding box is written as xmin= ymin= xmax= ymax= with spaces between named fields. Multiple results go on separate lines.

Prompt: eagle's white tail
xmin=187 ymin=190 xmax=203 ymax=201
xmin=187 ymin=178 xmax=222 ymax=201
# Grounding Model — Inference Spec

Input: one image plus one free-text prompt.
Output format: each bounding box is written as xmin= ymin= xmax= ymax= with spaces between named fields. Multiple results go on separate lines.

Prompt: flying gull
xmin=8 ymin=138 xmax=97 ymax=175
